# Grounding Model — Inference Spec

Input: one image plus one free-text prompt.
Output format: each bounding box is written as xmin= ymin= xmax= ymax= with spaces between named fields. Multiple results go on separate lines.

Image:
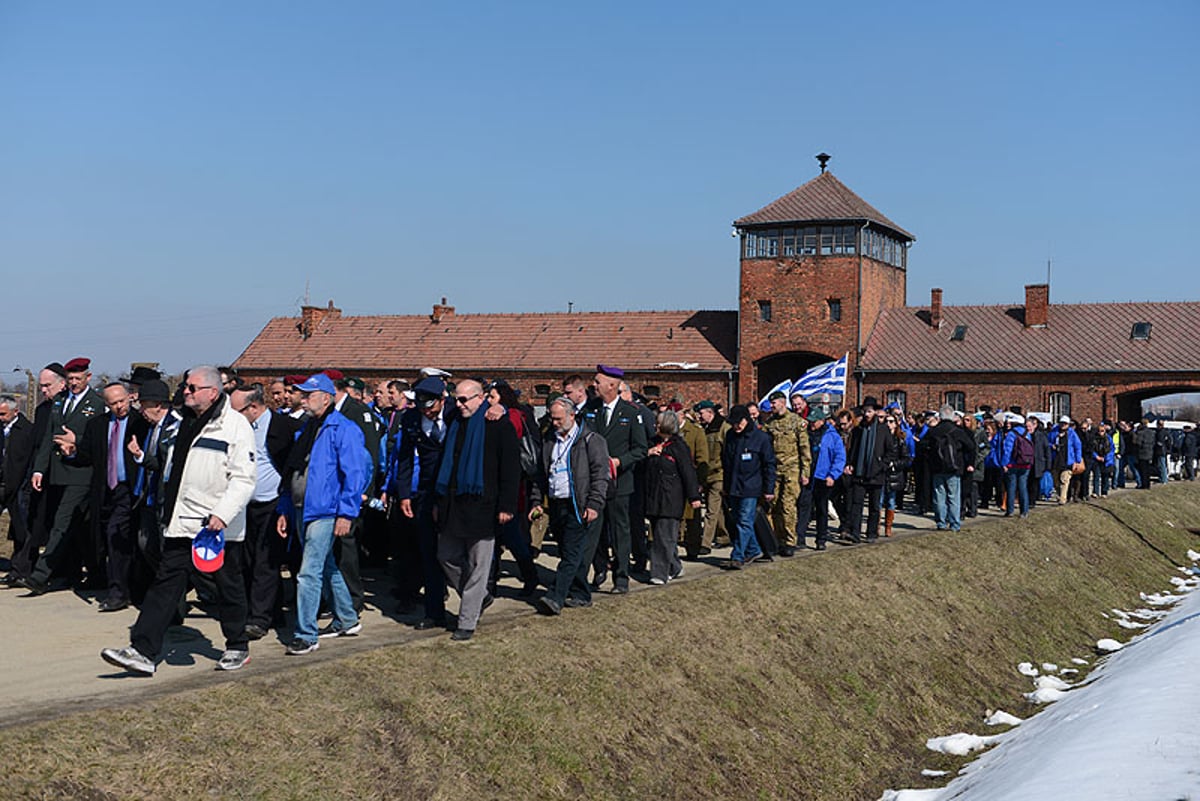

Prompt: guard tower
xmin=733 ymin=154 xmax=915 ymax=402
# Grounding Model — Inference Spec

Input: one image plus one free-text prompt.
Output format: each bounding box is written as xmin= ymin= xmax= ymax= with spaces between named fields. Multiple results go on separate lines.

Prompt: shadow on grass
xmin=1084 ymin=504 xmax=1185 ymax=568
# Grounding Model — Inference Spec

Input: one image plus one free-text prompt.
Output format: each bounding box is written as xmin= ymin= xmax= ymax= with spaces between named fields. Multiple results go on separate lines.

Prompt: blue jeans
xmin=882 ymin=486 xmax=900 ymax=511
xmin=295 ymin=517 xmax=358 ymax=644
xmin=931 ymin=473 xmax=962 ymax=531
xmin=1158 ymin=456 xmax=1169 ymax=484
xmin=1005 ymin=468 xmax=1030 ymax=515
xmin=730 ymin=497 xmax=763 ymax=562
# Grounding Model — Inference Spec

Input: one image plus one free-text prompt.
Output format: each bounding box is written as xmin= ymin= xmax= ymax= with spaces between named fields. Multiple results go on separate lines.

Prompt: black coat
xmin=579 ymin=398 xmax=648 ymax=497
xmin=72 ymin=411 xmax=149 ymax=535
xmin=33 ymin=387 xmax=107 ymax=486
xmin=435 ymin=414 xmax=520 ymax=539
xmin=882 ymin=430 xmax=911 ymax=491
xmin=848 ymin=419 xmax=889 ymax=486
xmin=390 ymin=404 xmax=459 ymax=499
xmin=1031 ymin=428 xmax=1052 ymax=476
xmin=1 ymin=414 xmax=34 ymax=497
xmin=920 ymin=421 xmax=976 ymax=475
xmin=642 ymin=436 xmax=701 ymax=519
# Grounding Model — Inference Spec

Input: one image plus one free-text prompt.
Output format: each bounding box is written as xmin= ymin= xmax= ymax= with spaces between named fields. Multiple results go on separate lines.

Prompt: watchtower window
xmin=758 ymin=300 xmax=772 ymax=322
xmin=827 ymin=299 xmax=842 ymax=322
xmin=1130 ymin=322 xmax=1152 ymax=340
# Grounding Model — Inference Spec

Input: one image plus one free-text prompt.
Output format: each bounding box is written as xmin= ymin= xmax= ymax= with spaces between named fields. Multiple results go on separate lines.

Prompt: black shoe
xmin=243 ymin=624 xmax=268 ymax=641
xmin=414 ymin=617 xmax=444 ymax=631
xmin=1 ymin=572 xmax=23 ymax=587
xmin=98 ymin=597 xmax=129 ymax=613
xmin=815 ymin=543 xmax=827 ymax=551
xmin=778 ymin=546 xmax=796 ymax=558
xmin=697 ymin=545 xmax=712 ymax=556
xmin=481 ymin=593 xmax=494 ymax=612
xmin=17 ymin=576 xmax=47 ymax=596
xmin=536 ymin=596 xmax=562 ymax=616
xmin=724 ymin=559 xmax=744 ymax=570
xmin=450 ymin=628 xmax=474 ymax=642
xmin=591 ymin=570 xmax=607 ymax=590
xmin=611 ymin=584 xmax=629 ymax=595
xmin=519 ymin=580 xmax=538 ymax=599
xmin=866 ymin=536 xmax=878 ymax=544
xmin=742 ymin=553 xmax=760 ymax=566
xmin=564 ymin=597 xmax=593 ymax=608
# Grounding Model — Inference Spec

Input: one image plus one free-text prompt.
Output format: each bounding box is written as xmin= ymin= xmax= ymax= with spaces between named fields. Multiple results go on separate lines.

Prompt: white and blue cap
xmin=192 ymin=527 xmax=225 ymax=573
xmin=295 ymin=373 xmax=337 ymax=395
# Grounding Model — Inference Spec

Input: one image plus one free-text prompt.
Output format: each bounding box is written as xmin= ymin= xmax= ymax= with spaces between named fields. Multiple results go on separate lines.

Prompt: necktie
xmin=66 ymin=395 xmax=76 ymax=416
xmin=604 ymin=406 xmax=611 ymax=428
xmin=433 ymin=421 xmax=442 ymax=443
xmin=107 ymin=419 xmax=120 ymax=489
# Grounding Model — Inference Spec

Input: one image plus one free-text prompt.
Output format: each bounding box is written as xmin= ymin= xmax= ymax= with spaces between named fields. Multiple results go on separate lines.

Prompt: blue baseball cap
xmin=192 ymin=527 xmax=225 ymax=573
xmin=295 ymin=373 xmax=337 ymax=395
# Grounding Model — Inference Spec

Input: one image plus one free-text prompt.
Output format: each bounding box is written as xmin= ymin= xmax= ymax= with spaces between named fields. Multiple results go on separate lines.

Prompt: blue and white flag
xmin=791 ymin=354 xmax=848 ymax=397
xmin=758 ymin=378 xmax=792 ymax=411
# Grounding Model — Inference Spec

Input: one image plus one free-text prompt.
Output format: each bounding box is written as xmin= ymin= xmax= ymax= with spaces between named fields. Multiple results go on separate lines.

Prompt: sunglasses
xmin=184 ymin=384 xmax=215 ymax=394
xmin=455 ymin=393 xmax=480 ymax=405
xmin=885 ymin=418 xmax=897 ymax=423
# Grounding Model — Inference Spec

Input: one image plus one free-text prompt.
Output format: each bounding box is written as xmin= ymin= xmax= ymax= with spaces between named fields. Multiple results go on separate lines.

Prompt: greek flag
xmin=757 ymin=378 xmax=792 ymax=411
xmin=791 ymin=354 xmax=848 ymax=397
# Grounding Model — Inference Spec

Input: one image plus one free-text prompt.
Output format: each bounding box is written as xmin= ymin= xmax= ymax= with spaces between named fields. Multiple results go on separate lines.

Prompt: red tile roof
xmin=234 ymin=309 xmax=738 ymax=375
xmin=734 ymin=172 xmax=914 ymax=240
xmin=861 ymin=301 xmax=1200 ymax=374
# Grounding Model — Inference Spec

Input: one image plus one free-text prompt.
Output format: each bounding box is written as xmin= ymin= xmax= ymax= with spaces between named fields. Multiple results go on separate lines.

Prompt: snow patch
xmin=1128 ymin=608 xmax=1168 ymax=620
xmin=1110 ymin=608 xmax=1129 ymax=619
xmin=1186 ymin=549 xmax=1200 ymax=562
xmin=880 ymin=789 xmax=945 ymax=800
xmin=1139 ymin=592 xmax=1179 ymax=606
xmin=1040 ymin=662 xmax=1058 ymax=673
xmin=1034 ymin=675 xmax=1073 ymax=691
xmin=984 ymin=710 xmax=1023 ymax=727
xmin=926 ymin=732 xmax=1003 ymax=756
xmin=1096 ymin=638 xmax=1125 ymax=652
xmin=920 ymin=769 xmax=949 ymax=777
xmin=1016 ymin=662 xmax=1039 ymax=677
xmin=1070 ymin=657 xmax=1089 ymax=665
xmin=1024 ymin=687 xmax=1067 ymax=703
xmin=1116 ymin=618 xmax=1149 ymax=630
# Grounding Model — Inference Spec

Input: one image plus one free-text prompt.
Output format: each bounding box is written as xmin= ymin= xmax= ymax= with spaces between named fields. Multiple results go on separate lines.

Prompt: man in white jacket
xmin=102 ymin=366 xmax=257 ymax=676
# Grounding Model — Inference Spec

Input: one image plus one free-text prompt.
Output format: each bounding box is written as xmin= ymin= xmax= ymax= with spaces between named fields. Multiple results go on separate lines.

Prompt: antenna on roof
xmin=816 ymin=152 xmax=831 ymax=174
xmin=568 ymin=301 xmax=574 ymax=314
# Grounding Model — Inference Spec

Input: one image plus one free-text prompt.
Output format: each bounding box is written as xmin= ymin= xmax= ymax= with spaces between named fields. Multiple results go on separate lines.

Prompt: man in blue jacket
xmin=807 ymin=409 xmax=846 ymax=550
xmin=1048 ymin=416 xmax=1083 ymax=504
xmin=721 ymin=405 xmax=775 ymax=569
xmin=276 ymin=373 xmax=369 ymax=656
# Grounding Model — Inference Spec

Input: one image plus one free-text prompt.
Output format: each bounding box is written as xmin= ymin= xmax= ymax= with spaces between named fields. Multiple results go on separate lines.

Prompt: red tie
xmin=108 ymin=419 xmax=120 ymax=489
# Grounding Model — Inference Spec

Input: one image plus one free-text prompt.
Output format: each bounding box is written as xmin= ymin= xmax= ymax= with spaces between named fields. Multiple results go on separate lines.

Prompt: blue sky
xmin=1 ymin=1 xmax=1197 ymax=377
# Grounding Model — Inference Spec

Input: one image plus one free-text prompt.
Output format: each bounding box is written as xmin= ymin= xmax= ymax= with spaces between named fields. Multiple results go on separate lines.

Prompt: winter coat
xmin=810 ymin=424 xmax=847 ymax=482
xmin=292 ymin=409 xmax=370 ymax=525
xmin=722 ymin=425 xmax=777 ymax=499
xmin=529 ymin=422 xmax=610 ymax=525
xmin=642 ymin=436 xmax=701 ymax=519
xmin=882 ymin=431 xmax=911 ymax=491
xmin=847 ymin=419 xmax=889 ymax=486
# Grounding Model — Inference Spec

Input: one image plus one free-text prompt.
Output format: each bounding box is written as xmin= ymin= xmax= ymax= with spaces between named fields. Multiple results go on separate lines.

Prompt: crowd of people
xmin=0 ymin=358 xmax=1195 ymax=676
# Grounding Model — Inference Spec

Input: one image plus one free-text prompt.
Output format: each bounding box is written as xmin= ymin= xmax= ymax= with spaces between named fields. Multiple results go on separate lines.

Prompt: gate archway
xmin=753 ymin=351 xmax=837 ymax=401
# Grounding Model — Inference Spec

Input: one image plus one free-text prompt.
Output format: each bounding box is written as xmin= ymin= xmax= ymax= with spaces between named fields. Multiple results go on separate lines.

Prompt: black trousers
xmin=10 ymin=487 xmax=49 ymax=579
xmin=813 ymin=480 xmax=834 ymax=546
xmin=795 ymin=480 xmax=814 ymax=544
xmin=593 ymin=493 xmax=631 ymax=588
xmin=845 ymin=482 xmax=883 ymax=541
xmin=243 ymin=498 xmax=287 ymax=629
xmin=30 ymin=483 xmax=90 ymax=585
xmin=131 ymin=537 xmax=248 ymax=660
xmin=413 ymin=492 xmax=447 ymax=621
xmin=333 ymin=517 xmax=363 ymax=612
xmin=99 ymin=483 xmax=135 ymax=601
xmin=1 ymin=487 xmax=29 ymax=557
xmin=548 ymin=500 xmax=602 ymax=605
xmin=1138 ymin=459 xmax=1153 ymax=489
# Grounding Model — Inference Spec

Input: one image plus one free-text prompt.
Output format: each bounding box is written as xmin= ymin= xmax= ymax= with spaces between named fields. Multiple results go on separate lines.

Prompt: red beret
xmin=284 ymin=374 xmax=307 ymax=386
xmin=322 ymin=368 xmax=345 ymax=382
xmin=64 ymin=357 xmax=90 ymax=372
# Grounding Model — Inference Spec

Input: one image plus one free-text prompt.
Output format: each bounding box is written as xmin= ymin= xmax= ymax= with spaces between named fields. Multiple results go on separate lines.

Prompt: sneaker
xmin=450 ymin=628 xmax=474 ymax=642
xmin=669 ymin=565 xmax=684 ymax=581
xmin=563 ymin=597 xmax=592 ymax=608
xmin=242 ymin=623 xmax=268 ymax=641
xmin=318 ymin=621 xmax=363 ymax=639
xmin=216 ymin=649 xmax=250 ymax=671
xmin=285 ymin=638 xmax=319 ymax=655
xmin=100 ymin=646 xmax=155 ymax=676
xmin=649 ymin=577 xmax=666 ymax=586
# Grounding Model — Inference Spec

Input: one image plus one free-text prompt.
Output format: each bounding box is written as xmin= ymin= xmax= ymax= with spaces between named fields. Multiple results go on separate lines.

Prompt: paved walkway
xmin=0 ymin=494 xmax=1063 ymax=728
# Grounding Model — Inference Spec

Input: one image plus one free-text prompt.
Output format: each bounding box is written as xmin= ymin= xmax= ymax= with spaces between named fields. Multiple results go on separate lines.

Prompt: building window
xmin=1049 ymin=392 xmax=1071 ymax=420
xmin=950 ymin=324 xmax=968 ymax=341
xmin=642 ymin=385 xmax=661 ymax=398
xmin=886 ymin=390 xmax=906 ymax=411
xmin=828 ymin=299 xmax=842 ymax=322
xmin=1130 ymin=322 xmax=1152 ymax=340
xmin=944 ymin=391 xmax=965 ymax=412
xmin=534 ymin=384 xmax=551 ymax=396
xmin=743 ymin=225 xmax=858 ymax=259
xmin=758 ymin=300 xmax=772 ymax=322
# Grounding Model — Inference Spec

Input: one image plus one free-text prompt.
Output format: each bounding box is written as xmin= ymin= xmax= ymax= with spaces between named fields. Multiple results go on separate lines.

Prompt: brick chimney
xmin=930 ymin=288 xmax=943 ymax=330
xmin=431 ymin=297 xmax=455 ymax=324
xmin=299 ymin=300 xmax=341 ymax=339
xmin=1025 ymin=283 xmax=1049 ymax=328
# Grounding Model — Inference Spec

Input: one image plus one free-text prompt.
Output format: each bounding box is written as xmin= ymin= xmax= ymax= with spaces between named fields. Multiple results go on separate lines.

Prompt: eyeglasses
xmin=455 ymin=393 xmax=480 ymax=405
xmin=885 ymin=418 xmax=897 ymax=424
xmin=184 ymin=384 xmax=215 ymax=394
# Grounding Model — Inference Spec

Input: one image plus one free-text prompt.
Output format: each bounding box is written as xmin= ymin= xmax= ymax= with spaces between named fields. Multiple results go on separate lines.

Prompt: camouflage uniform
xmin=764 ymin=410 xmax=812 ymax=547
xmin=679 ymin=417 xmax=711 ymax=548
xmin=698 ymin=416 xmax=731 ymax=551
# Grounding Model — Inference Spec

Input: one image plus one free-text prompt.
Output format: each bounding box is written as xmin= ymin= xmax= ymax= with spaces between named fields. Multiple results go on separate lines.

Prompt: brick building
xmin=235 ymin=160 xmax=1200 ymax=420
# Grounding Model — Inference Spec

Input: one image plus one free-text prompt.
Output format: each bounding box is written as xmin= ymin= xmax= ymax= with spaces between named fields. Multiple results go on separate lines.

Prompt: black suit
xmin=845 ymin=418 xmax=889 ymax=541
xmin=73 ymin=411 xmax=148 ymax=602
xmin=580 ymin=398 xmax=648 ymax=590
xmin=1 ymin=413 xmax=35 ymax=561
xmin=10 ymin=400 xmax=54 ymax=579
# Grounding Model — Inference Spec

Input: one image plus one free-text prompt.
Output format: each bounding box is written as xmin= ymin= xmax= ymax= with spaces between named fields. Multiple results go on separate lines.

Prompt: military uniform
xmin=699 ymin=415 xmax=731 ymax=551
xmin=764 ymin=410 xmax=811 ymax=548
xmin=29 ymin=386 xmax=106 ymax=588
xmin=678 ymin=417 xmax=710 ymax=551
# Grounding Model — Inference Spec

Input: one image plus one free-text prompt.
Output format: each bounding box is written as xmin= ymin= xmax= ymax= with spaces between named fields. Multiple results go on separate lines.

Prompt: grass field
xmin=3 ymin=483 xmax=1199 ymax=800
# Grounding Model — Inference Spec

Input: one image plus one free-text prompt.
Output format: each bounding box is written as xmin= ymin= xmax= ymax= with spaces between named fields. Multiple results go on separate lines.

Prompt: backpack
xmin=935 ymin=432 xmax=963 ymax=473
xmin=1012 ymin=433 xmax=1034 ymax=469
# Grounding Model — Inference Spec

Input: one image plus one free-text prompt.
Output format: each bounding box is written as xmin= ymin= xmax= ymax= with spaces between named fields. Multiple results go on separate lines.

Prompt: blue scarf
xmin=435 ymin=402 xmax=488 ymax=496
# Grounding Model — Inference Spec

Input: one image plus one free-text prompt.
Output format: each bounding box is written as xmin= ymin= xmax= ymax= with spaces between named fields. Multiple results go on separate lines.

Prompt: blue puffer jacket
xmin=1048 ymin=426 xmax=1083 ymax=465
xmin=811 ymin=424 xmax=847 ymax=482
xmin=289 ymin=410 xmax=370 ymax=524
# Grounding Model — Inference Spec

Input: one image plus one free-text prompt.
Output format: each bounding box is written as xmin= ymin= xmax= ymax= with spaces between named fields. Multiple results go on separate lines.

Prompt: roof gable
xmin=734 ymin=172 xmax=914 ymax=241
